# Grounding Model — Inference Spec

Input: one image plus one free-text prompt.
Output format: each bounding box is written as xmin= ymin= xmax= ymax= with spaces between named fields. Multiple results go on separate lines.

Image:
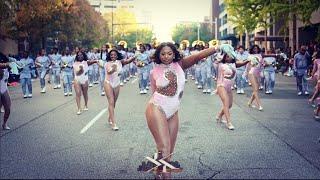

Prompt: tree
xmin=103 ymin=8 xmax=153 ymax=47
xmin=7 ymin=0 xmax=108 ymax=54
xmin=225 ymin=0 xmax=266 ymax=49
xmin=0 ymin=0 xmax=19 ymax=39
xmin=172 ymin=23 xmax=212 ymax=47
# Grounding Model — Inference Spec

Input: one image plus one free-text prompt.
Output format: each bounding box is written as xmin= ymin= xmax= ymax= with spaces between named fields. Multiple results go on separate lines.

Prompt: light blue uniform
xmin=36 ymin=56 xmax=50 ymax=89
xmin=99 ymin=52 xmax=108 ymax=94
xmin=49 ymin=53 xmax=62 ymax=87
xmin=136 ymin=52 xmax=150 ymax=91
xmin=235 ymin=51 xmax=249 ymax=91
xmin=61 ymin=55 xmax=74 ymax=94
xmin=19 ymin=57 xmax=34 ymax=95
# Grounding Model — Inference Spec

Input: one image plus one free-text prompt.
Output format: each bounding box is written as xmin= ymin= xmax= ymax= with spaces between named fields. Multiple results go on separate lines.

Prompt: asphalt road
xmin=1 ymin=74 xmax=320 ymax=179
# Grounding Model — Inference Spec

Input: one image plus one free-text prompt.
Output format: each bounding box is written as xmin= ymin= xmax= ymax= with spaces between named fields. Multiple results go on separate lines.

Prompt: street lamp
xmin=197 ymin=23 xmax=200 ymax=41
xmin=111 ymin=0 xmax=114 ymax=44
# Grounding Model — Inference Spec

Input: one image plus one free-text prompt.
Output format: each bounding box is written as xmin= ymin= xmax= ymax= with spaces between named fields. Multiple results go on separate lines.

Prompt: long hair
xmin=75 ymin=51 xmax=88 ymax=62
xmin=107 ymin=49 xmax=123 ymax=61
xmin=153 ymin=42 xmax=182 ymax=64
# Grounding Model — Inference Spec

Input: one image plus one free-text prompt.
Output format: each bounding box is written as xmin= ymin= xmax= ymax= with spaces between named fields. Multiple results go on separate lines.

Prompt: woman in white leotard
xmin=0 ymin=52 xmax=12 ymax=130
xmin=145 ymin=42 xmax=218 ymax=167
xmin=104 ymin=49 xmax=136 ymax=131
xmin=73 ymin=51 xmax=98 ymax=115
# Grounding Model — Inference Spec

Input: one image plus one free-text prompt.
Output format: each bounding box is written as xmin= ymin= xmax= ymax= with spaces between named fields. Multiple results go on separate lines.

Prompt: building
xmin=87 ymin=0 xmax=135 ymax=15
xmin=210 ymin=0 xmax=320 ymax=52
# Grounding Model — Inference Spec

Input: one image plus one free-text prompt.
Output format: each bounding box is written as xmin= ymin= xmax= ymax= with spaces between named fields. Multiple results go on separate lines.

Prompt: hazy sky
xmin=133 ymin=0 xmax=211 ymax=41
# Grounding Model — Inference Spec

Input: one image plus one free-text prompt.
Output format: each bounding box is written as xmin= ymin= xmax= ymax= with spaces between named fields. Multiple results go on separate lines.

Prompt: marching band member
xmin=49 ymin=48 xmax=62 ymax=89
xmin=104 ymin=49 xmax=136 ymax=130
xmin=136 ymin=44 xmax=150 ymax=94
xmin=35 ymin=49 xmax=51 ymax=93
xmin=146 ymin=42 xmax=218 ymax=166
xmin=61 ymin=50 xmax=74 ymax=96
xmin=73 ymin=50 xmax=98 ymax=115
xmin=98 ymin=45 xmax=108 ymax=96
xmin=18 ymin=51 xmax=34 ymax=98
xmin=215 ymin=44 xmax=249 ymax=130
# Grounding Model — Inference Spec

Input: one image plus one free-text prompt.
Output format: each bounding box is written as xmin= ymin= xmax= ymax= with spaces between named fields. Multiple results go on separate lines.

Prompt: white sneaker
xmin=197 ymin=85 xmax=202 ymax=89
xmin=265 ymin=90 xmax=270 ymax=94
xmin=57 ymin=85 xmax=61 ymax=89
xmin=41 ymin=87 xmax=46 ymax=93
xmin=143 ymin=89 xmax=147 ymax=94
xmin=304 ymin=91 xmax=309 ymax=95
xmin=112 ymin=125 xmax=119 ymax=131
xmin=83 ymin=107 xmax=88 ymax=111
xmin=53 ymin=85 xmax=58 ymax=89
xmin=259 ymin=86 xmax=264 ymax=90
xmin=23 ymin=94 xmax=28 ymax=98
xmin=120 ymin=82 xmax=124 ymax=86
xmin=240 ymin=89 xmax=244 ymax=94
xmin=28 ymin=94 xmax=32 ymax=98
xmin=101 ymin=92 xmax=105 ymax=96
xmin=146 ymin=86 xmax=150 ymax=90
xmin=89 ymin=83 xmax=93 ymax=87
xmin=140 ymin=90 xmax=144 ymax=94
xmin=258 ymin=106 xmax=263 ymax=111
xmin=207 ymin=89 xmax=211 ymax=93
xmin=269 ymin=90 xmax=272 ymax=94
xmin=64 ymin=93 xmax=68 ymax=96
xmin=195 ymin=81 xmax=198 ymax=85
xmin=77 ymin=110 xmax=81 ymax=115
xmin=297 ymin=91 xmax=302 ymax=96
xmin=226 ymin=123 xmax=235 ymax=130
xmin=203 ymin=89 xmax=207 ymax=93
xmin=2 ymin=125 xmax=10 ymax=130
xmin=68 ymin=92 xmax=73 ymax=96
xmin=236 ymin=90 xmax=241 ymax=94
xmin=124 ymin=79 xmax=127 ymax=83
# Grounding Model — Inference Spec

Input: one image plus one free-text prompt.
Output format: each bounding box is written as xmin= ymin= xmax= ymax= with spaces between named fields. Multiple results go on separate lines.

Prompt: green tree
xmin=172 ymin=23 xmax=212 ymax=47
xmin=225 ymin=0 xmax=263 ymax=49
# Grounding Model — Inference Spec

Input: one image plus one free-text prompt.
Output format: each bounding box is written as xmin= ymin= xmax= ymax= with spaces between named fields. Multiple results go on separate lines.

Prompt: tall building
xmin=211 ymin=0 xmax=320 ymax=51
xmin=87 ymin=0 xmax=135 ymax=15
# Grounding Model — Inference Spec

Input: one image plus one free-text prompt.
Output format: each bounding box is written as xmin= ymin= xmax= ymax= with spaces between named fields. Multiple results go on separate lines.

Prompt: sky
xmin=133 ymin=0 xmax=212 ymax=42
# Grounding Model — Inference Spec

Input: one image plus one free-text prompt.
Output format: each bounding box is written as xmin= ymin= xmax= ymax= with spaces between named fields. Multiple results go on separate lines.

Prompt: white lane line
xmin=80 ymin=108 xmax=107 ymax=134
xmin=131 ymin=78 xmax=137 ymax=84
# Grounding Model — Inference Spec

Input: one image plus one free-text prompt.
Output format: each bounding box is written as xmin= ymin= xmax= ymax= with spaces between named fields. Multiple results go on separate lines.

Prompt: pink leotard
xmin=73 ymin=61 xmax=89 ymax=84
xmin=313 ymin=59 xmax=320 ymax=80
xmin=149 ymin=62 xmax=185 ymax=119
xmin=217 ymin=63 xmax=236 ymax=93
xmin=104 ymin=60 xmax=122 ymax=88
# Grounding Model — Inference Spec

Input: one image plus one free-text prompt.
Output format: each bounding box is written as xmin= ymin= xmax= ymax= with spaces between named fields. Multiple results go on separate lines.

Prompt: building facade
xmin=87 ymin=0 xmax=135 ymax=15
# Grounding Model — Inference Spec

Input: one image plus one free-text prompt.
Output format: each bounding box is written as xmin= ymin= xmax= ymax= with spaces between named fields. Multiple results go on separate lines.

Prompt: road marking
xmin=80 ymin=108 xmax=107 ymax=134
xmin=131 ymin=78 xmax=137 ymax=84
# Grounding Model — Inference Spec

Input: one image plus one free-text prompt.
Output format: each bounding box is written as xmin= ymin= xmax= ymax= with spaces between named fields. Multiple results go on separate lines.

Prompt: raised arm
xmin=121 ymin=56 xmax=136 ymax=65
xmin=181 ymin=47 xmax=217 ymax=69
xmin=235 ymin=60 xmax=250 ymax=68
xmin=0 ymin=62 xmax=10 ymax=69
xmin=87 ymin=60 xmax=98 ymax=65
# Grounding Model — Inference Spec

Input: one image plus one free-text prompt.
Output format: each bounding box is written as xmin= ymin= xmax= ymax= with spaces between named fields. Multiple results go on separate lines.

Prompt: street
xmin=1 ymin=74 xmax=320 ymax=179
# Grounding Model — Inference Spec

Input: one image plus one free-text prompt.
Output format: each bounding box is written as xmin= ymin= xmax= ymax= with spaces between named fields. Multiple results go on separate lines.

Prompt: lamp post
xmin=197 ymin=23 xmax=200 ymax=41
xmin=111 ymin=0 xmax=114 ymax=44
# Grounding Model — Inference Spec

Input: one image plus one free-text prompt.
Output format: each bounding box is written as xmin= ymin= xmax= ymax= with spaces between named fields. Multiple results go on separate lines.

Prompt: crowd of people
xmin=1 ymin=41 xmax=319 ymax=171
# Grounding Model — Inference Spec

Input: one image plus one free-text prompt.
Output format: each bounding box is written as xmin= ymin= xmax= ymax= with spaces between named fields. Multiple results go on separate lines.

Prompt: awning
xmin=219 ymin=34 xmax=237 ymax=41
xmin=254 ymin=36 xmax=289 ymax=41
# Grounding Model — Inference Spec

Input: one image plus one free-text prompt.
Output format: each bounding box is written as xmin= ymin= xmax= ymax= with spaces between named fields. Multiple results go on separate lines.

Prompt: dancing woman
xmin=0 ymin=52 xmax=12 ymax=130
xmin=215 ymin=46 xmax=249 ymax=130
xmin=145 ymin=42 xmax=218 ymax=166
xmin=247 ymin=55 xmax=263 ymax=111
xmin=73 ymin=51 xmax=98 ymax=115
xmin=104 ymin=49 xmax=136 ymax=131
